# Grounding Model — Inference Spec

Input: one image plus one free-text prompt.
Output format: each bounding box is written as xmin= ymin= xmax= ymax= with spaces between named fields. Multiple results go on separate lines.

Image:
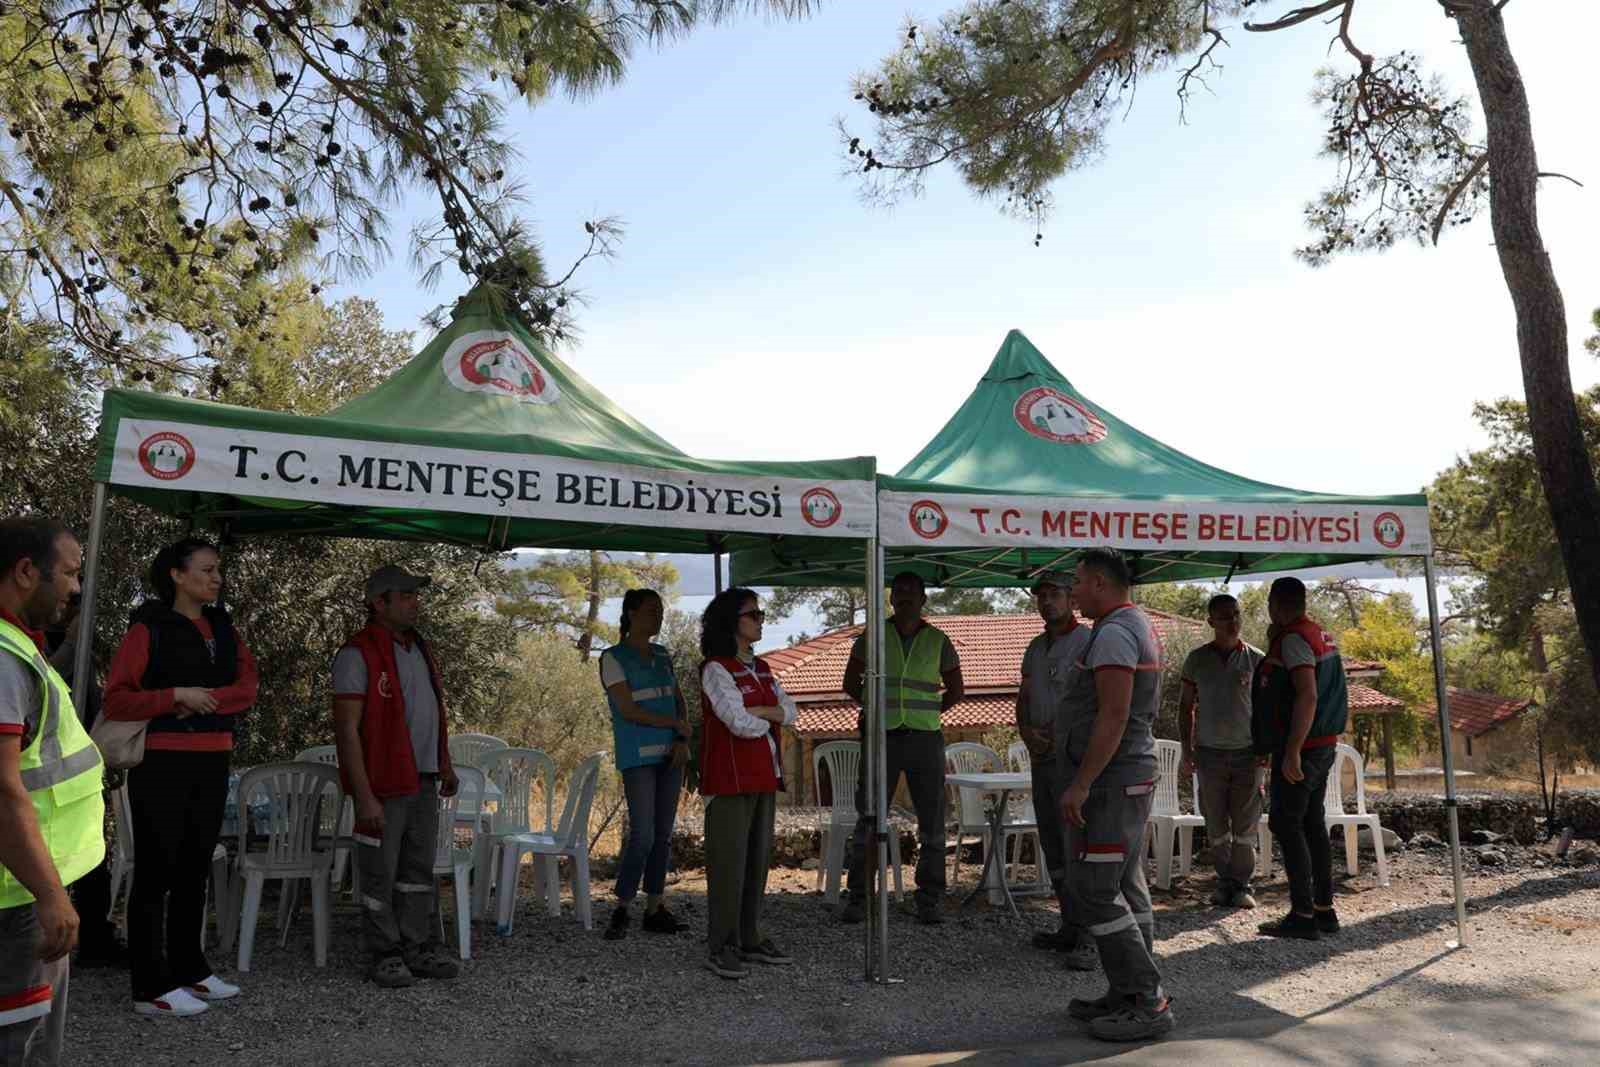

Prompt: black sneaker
xmin=641 ymin=905 xmax=687 ymax=935
xmin=1314 ymin=907 xmax=1340 ymax=935
xmin=1031 ymin=926 xmax=1076 ymax=951
xmin=916 ymin=898 xmax=945 ymax=926
xmin=1258 ymin=912 xmax=1321 ymax=941
xmin=837 ymin=897 xmax=866 ymax=924
xmin=604 ymin=906 xmax=631 ymax=941
xmin=1069 ymin=991 xmax=1133 ymax=1022
xmin=740 ymin=938 xmax=793 ymax=965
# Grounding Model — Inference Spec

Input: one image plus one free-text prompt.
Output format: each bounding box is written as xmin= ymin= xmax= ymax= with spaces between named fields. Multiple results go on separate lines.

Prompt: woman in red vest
xmin=698 ymin=587 xmax=796 ymax=979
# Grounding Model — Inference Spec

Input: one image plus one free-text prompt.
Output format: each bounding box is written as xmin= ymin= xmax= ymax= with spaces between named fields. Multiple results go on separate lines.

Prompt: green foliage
xmin=497 ymin=550 xmax=679 ymax=657
xmin=844 ymin=1 xmax=1485 ymax=259
xmin=1133 ymin=581 xmax=1213 ymax=623
xmin=763 ymin=585 xmax=867 ymax=639
xmin=0 ymin=1 xmax=809 ymax=372
xmin=1338 ymin=594 xmax=1432 ymax=757
xmin=926 ymin=586 xmax=1031 ymax=615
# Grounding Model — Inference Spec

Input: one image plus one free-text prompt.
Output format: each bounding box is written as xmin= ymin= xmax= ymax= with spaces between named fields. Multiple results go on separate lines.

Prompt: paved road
xmin=772 ymin=986 xmax=1600 ymax=1066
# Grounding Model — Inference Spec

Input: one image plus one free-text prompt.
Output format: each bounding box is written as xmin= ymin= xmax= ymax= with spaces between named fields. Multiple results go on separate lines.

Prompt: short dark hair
xmin=1268 ymin=576 xmax=1307 ymax=612
xmin=1078 ymin=547 xmax=1131 ymax=589
xmin=149 ymin=537 xmax=220 ymax=605
xmin=1206 ymin=593 xmax=1239 ymax=616
xmin=0 ymin=517 xmax=70 ymax=583
xmin=619 ymin=588 xmax=661 ymax=639
xmin=889 ymin=570 xmax=925 ymax=596
xmin=700 ymin=586 xmax=758 ymax=660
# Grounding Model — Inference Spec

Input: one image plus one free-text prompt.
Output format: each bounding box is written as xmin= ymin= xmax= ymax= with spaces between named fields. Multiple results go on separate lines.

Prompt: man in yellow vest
xmin=0 ymin=518 xmax=103 ymax=1066
xmin=840 ymin=571 xmax=964 ymax=925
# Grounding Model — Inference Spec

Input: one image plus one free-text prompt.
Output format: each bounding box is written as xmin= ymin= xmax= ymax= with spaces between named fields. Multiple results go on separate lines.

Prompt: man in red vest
xmin=332 ymin=566 xmax=459 ymax=988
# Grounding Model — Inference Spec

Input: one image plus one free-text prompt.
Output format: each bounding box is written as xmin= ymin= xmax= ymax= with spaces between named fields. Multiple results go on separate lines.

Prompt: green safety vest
xmin=0 ymin=619 xmax=106 ymax=909
xmin=882 ymin=622 xmax=946 ymax=732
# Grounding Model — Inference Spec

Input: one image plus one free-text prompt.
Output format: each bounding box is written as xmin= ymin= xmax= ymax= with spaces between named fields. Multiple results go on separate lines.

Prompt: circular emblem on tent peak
xmin=908 ymin=499 xmax=949 ymax=541
xmin=441 ymin=330 xmax=562 ymax=405
xmin=1373 ymin=511 xmax=1406 ymax=550
xmin=1014 ymin=387 xmax=1107 ymax=444
xmin=800 ymin=487 xmax=842 ymax=529
xmin=138 ymin=431 xmax=196 ymax=481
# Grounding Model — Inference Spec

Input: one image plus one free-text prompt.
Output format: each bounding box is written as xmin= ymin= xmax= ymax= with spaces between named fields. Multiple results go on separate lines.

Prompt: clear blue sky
xmin=337 ymin=3 xmax=1600 ymax=503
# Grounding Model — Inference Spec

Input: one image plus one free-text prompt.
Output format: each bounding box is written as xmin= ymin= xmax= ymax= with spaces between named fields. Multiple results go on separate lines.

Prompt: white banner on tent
xmin=110 ymin=420 xmax=876 ymax=538
xmin=879 ymin=490 xmax=1431 ymax=555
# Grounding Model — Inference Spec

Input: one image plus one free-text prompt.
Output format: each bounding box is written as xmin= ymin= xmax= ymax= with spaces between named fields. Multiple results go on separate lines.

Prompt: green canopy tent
xmin=68 ymin=285 xmax=884 ymax=941
xmin=734 ymin=330 xmax=1467 ymax=975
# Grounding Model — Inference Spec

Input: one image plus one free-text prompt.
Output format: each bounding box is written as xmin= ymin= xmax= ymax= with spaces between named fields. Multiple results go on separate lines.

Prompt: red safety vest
xmin=698 ymin=656 xmax=783 ymax=797
xmin=338 ymin=624 xmax=452 ymax=799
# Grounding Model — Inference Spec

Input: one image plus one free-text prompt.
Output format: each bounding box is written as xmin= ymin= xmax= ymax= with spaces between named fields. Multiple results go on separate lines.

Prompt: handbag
xmin=90 ymin=715 xmax=148 ymax=770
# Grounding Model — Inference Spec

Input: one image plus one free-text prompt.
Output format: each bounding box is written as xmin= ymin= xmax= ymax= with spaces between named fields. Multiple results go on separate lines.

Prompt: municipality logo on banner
xmin=1014 ymin=387 xmax=1107 ymax=444
xmin=441 ymin=330 xmax=562 ymax=405
xmin=137 ymin=431 xmax=196 ymax=480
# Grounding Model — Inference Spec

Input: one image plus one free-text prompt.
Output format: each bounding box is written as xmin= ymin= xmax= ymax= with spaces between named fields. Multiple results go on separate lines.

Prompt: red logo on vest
xmin=138 ymin=432 xmax=196 ymax=480
xmin=1014 ymin=387 xmax=1108 ymax=444
xmin=909 ymin=499 xmax=949 ymax=540
xmin=377 ymin=671 xmax=393 ymax=699
xmin=800 ymin=487 xmax=842 ymax=529
xmin=1372 ymin=512 xmax=1405 ymax=549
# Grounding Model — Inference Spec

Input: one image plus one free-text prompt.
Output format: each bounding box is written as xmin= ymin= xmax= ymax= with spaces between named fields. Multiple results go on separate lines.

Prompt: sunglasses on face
xmin=739 ymin=609 xmax=766 ymax=623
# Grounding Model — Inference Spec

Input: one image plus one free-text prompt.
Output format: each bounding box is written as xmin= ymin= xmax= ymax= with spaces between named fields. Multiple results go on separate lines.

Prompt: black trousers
xmin=70 ymin=853 xmax=118 ymax=952
xmin=126 ymin=750 xmax=229 ymax=1001
xmin=1269 ymin=745 xmax=1337 ymax=917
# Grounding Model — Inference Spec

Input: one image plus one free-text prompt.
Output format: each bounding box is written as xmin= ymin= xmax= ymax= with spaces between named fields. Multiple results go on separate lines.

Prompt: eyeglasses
xmin=739 ymin=609 xmax=766 ymax=623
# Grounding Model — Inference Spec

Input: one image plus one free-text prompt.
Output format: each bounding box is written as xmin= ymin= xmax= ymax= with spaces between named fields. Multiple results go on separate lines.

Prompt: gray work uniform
xmin=1056 ymin=606 xmax=1165 ymax=1006
xmin=1182 ymin=642 xmax=1266 ymax=890
xmin=1019 ymin=622 xmax=1094 ymax=898
xmin=333 ymin=638 xmax=445 ymax=963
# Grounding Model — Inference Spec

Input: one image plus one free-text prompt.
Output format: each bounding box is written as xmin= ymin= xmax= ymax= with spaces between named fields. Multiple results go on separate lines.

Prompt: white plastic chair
xmin=944 ymin=742 xmax=1042 ymax=892
xmin=108 ymin=781 xmax=230 ymax=946
xmin=221 ymin=762 xmax=340 ymax=972
xmin=448 ymin=732 xmax=509 ymax=770
xmin=1148 ymin=740 xmax=1205 ymax=890
xmin=493 ymin=754 xmax=606 ymax=934
xmin=812 ymin=741 xmax=902 ymax=906
xmin=1325 ymin=743 xmax=1390 ymax=886
xmin=1003 ymin=740 xmax=1046 ymax=886
xmin=474 ymin=747 xmax=558 ymax=920
xmin=435 ymin=766 xmax=484 ymax=960
xmin=293 ymin=744 xmax=353 ymax=893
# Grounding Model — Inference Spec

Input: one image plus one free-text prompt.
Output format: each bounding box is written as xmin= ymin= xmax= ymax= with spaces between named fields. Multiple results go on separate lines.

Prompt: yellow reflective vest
xmin=883 ymin=622 xmax=947 ymax=732
xmin=0 ymin=618 xmax=106 ymax=909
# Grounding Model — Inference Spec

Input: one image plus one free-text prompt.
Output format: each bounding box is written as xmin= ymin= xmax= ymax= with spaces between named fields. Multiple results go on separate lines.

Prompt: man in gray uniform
xmin=1015 ymin=570 xmax=1096 ymax=969
xmin=1057 ymin=548 xmax=1174 ymax=1042
xmin=1179 ymin=593 xmax=1266 ymax=908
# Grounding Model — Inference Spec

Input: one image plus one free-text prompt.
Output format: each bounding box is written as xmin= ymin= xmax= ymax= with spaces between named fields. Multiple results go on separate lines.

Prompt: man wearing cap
xmin=331 ymin=566 xmax=459 ymax=988
xmin=1015 ymin=570 xmax=1097 ymax=969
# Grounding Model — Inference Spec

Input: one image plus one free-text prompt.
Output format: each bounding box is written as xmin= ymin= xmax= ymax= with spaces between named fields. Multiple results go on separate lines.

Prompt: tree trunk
xmin=1455 ymin=4 xmax=1600 ymax=700
xmin=577 ymin=549 xmax=603 ymax=661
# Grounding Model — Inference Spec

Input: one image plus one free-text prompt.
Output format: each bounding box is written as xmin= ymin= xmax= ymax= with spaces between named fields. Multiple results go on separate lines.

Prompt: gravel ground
xmin=64 ymin=841 xmax=1600 ymax=1066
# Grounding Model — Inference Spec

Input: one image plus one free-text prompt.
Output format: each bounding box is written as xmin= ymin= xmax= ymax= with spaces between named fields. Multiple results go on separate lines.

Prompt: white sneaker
xmin=186 ymin=975 xmax=241 ymax=1001
xmin=134 ymin=987 xmax=210 ymax=1018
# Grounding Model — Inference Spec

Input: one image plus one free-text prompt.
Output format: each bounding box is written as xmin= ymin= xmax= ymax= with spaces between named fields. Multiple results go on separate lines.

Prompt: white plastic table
xmin=944 ymin=771 xmax=1040 ymax=918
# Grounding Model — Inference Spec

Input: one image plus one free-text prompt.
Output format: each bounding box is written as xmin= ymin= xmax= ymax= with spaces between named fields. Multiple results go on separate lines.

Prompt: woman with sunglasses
xmin=697 ymin=588 xmax=795 ymax=979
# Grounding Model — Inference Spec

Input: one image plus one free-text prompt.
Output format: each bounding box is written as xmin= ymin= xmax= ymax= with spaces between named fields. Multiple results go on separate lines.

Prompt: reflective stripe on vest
xmin=882 ymin=623 xmax=945 ymax=732
xmin=0 ymin=620 xmax=106 ymax=908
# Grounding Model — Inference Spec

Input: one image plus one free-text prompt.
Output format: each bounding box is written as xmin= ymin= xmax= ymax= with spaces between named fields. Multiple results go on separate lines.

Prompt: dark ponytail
xmin=149 ymin=537 xmax=219 ymax=606
xmin=618 ymin=588 xmax=661 ymax=640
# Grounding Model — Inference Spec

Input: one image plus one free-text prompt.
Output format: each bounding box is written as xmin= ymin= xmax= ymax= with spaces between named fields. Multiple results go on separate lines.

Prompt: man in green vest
xmin=1 ymin=518 xmax=103 ymax=1065
xmin=839 ymin=571 xmax=964 ymax=925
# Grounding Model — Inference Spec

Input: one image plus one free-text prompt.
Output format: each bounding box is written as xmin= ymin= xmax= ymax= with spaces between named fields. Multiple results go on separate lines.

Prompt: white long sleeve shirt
xmin=701 ymin=658 xmax=797 ymax=779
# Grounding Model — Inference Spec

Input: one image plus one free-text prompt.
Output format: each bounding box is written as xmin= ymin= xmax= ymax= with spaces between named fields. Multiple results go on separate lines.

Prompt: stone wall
xmin=1369 ymin=789 xmax=1600 ymax=845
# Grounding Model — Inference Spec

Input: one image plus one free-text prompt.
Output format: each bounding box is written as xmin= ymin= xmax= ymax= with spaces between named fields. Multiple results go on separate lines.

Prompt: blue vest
xmin=602 ymin=643 xmax=681 ymax=771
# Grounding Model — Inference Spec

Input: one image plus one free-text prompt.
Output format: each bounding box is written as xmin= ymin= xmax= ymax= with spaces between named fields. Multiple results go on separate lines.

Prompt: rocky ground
xmin=65 ymin=837 xmax=1600 ymax=1066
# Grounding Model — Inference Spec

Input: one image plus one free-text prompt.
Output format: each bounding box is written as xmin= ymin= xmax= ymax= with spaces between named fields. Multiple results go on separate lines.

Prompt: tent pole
xmin=873 ymin=540 xmax=890 ymax=983
xmin=71 ymin=482 xmax=108 ymax=717
xmin=1424 ymin=554 xmax=1468 ymax=948
xmin=861 ymin=537 xmax=879 ymax=980
xmin=713 ymin=550 xmax=724 ymax=594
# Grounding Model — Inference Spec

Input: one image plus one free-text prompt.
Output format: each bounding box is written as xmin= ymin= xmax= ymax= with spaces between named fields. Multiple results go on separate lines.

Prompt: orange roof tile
xmin=791 ymin=697 xmax=1018 ymax=738
xmin=1441 ymin=686 xmax=1534 ymax=738
xmin=1348 ymin=684 xmax=1404 ymax=713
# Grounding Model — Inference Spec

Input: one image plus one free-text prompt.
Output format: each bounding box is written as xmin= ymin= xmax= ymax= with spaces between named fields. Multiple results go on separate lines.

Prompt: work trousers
xmin=357 ymin=777 xmax=443 ymax=962
xmin=703 ymin=791 xmax=776 ymax=955
xmin=1269 ymin=745 xmax=1337 ymax=917
xmin=615 ymin=762 xmax=682 ymax=903
xmin=846 ymin=728 xmax=947 ymax=906
xmin=1029 ymin=753 xmax=1071 ymax=913
xmin=1062 ymin=778 xmax=1164 ymax=1005
xmin=1195 ymin=746 xmax=1265 ymax=891
xmin=126 ymin=750 xmax=228 ymax=1001
xmin=0 ymin=904 xmax=69 ymax=1066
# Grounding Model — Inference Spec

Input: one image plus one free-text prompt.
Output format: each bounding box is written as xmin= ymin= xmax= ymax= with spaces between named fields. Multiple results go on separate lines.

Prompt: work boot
xmin=642 ymin=904 xmax=688 ymax=934
xmin=605 ymin=905 xmax=631 ymax=941
xmin=1258 ymin=912 xmax=1321 ymax=941
xmin=406 ymin=946 xmax=461 ymax=980
xmin=1089 ymin=997 xmax=1176 ymax=1042
xmin=1314 ymin=906 xmax=1340 ymax=935
xmin=369 ymin=955 xmax=416 ymax=988
xmin=1209 ymin=883 xmax=1233 ymax=907
xmin=1061 ymin=942 xmax=1099 ymax=972
xmin=1229 ymin=887 xmax=1258 ymax=909
xmin=915 ymin=897 xmax=945 ymax=926
xmin=1069 ymin=990 xmax=1132 ymax=1022
xmin=1031 ymin=925 xmax=1075 ymax=951
xmin=703 ymin=945 xmax=748 ymax=980
xmin=837 ymin=896 xmax=865 ymax=924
